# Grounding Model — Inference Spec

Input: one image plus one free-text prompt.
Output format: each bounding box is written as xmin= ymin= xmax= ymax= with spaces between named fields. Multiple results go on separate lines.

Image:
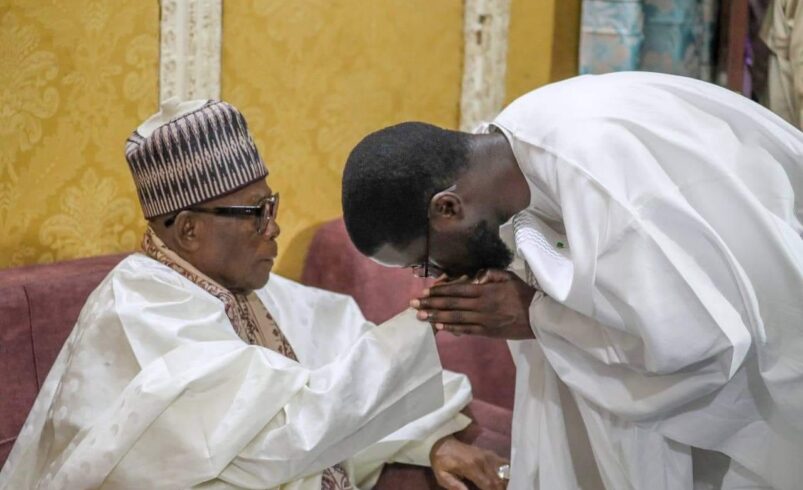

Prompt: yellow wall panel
xmin=550 ymin=0 xmax=582 ymax=83
xmin=1 ymin=0 xmax=575 ymax=275
xmin=506 ymin=0 xmax=580 ymax=104
xmin=222 ymin=0 xmax=463 ymax=280
xmin=0 ymin=0 xmax=158 ymax=268
xmin=506 ymin=0 xmax=557 ymax=104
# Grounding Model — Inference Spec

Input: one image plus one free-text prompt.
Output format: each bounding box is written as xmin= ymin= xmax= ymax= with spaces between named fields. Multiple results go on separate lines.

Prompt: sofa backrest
xmin=0 ymin=254 xmax=127 ymax=466
xmin=301 ymin=218 xmax=516 ymax=411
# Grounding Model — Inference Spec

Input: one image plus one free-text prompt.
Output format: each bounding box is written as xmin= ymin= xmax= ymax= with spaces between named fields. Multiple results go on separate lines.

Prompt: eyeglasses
xmin=411 ymin=219 xmax=445 ymax=278
xmin=164 ymin=193 xmax=280 ymax=235
xmin=411 ymin=185 xmax=456 ymax=279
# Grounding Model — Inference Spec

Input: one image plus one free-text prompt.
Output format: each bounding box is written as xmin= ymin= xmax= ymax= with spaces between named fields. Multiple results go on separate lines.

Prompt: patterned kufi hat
xmin=124 ymin=98 xmax=268 ymax=219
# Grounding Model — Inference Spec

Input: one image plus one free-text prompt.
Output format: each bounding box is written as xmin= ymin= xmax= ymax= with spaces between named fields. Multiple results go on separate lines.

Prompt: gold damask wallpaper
xmin=506 ymin=0 xmax=580 ymax=104
xmin=1 ymin=0 xmax=577 ymax=278
xmin=0 ymin=1 xmax=158 ymax=268
xmin=222 ymin=0 xmax=464 ymax=280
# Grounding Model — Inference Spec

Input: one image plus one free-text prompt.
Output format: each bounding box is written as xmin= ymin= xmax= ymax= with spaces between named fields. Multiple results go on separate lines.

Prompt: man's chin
xmin=237 ymin=270 xmax=272 ymax=294
xmin=254 ymin=271 xmax=272 ymax=290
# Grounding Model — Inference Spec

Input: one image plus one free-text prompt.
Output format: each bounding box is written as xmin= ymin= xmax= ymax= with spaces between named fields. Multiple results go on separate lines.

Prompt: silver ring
xmin=496 ymin=463 xmax=510 ymax=480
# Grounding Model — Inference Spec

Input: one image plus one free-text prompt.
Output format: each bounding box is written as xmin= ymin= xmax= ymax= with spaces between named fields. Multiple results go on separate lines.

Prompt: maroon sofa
xmin=0 ymin=218 xmax=514 ymax=486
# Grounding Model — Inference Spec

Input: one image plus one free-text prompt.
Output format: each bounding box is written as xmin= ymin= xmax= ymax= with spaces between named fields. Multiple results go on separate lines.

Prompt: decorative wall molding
xmin=159 ymin=0 xmax=222 ymax=103
xmin=460 ymin=0 xmax=512 ymax=131
xmin=158 ymin=0 xmax=507 ymax=129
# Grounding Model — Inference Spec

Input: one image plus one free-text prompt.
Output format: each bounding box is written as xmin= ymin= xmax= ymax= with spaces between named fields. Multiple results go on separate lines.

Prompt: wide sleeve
xmin=259 ymin=275 xmax=473 ymax=487
xmin=513 ymin=123 xmax=758 ymax=421
xmin=346 ymin=370 xmax=473 ymax=488
xmin=48 ymin=261 xmax=444 ymax=489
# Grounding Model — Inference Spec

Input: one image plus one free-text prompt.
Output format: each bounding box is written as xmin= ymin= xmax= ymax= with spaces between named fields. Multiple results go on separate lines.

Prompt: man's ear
xmin=172 ymin=211 xmax=202 ymax=252
xmin=429 ymin=191 xmax=464 ymax=231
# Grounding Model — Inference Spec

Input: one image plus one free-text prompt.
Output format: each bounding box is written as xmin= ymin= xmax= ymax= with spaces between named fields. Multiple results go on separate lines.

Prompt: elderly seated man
xmin=0 ymin=100 xmax=507 ymax=489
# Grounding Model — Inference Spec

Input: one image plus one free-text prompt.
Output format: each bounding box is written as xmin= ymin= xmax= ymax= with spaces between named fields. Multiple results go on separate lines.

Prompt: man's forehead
xmin=213 ymin=179 xmax=271 ymax=204
xmin=244 ymin=180 xmax=271 ymax=200
xmin=370 ymin=239 xmax=424 ymax=268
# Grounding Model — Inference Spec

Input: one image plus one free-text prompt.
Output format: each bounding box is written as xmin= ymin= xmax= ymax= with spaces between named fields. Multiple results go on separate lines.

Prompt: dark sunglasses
xmin=164 ymin=193 xmax=280 ymax=235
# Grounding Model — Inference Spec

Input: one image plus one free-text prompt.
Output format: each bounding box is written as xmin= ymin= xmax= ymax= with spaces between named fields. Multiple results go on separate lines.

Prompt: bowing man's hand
xmin=430 ymin=436 xmax=508 ymax=490
xmin=410 ymin=269 xmax=537 ymax=340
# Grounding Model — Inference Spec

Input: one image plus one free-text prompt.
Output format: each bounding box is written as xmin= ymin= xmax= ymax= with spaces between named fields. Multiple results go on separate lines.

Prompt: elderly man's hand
xmin=411 ymin=269 xmax=537 ymax=339
xmin=430 ymin=436 xmax=508 ymax=490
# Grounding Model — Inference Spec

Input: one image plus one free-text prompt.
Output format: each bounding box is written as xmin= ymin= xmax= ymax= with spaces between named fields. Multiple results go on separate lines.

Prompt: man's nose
xmin=264 ymin=219 xmax=280 ymax=240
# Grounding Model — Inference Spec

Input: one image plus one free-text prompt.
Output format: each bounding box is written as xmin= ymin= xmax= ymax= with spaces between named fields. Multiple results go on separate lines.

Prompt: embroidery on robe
xmin=321 ymin=464 xmax=354 ymax=490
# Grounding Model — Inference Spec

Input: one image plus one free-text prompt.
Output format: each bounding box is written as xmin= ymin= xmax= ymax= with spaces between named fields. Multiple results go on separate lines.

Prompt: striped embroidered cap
xmin=124 ymin=98 xmax=268 ymax=219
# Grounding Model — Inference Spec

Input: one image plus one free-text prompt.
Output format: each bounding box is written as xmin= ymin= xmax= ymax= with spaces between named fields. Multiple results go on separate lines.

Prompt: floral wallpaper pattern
xmin=2 ymin=0 xmax=575 ymax=278
xmin=221 ymin=0 xmax=463 ymax=279
xmin=0 ymin=1 xmax=158 ymax=268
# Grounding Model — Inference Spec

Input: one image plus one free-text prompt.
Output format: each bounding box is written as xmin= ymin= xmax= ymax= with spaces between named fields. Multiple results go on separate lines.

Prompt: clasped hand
xmin=410 ymin=269 xmax=537 ymax=340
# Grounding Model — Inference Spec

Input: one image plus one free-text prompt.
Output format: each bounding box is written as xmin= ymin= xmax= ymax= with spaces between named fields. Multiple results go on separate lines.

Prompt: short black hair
xmin=342 ymin=122 xmax=471 ymax=256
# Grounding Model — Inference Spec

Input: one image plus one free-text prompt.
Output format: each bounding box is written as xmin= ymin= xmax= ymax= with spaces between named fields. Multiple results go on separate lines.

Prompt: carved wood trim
xmin=159 ymin=0 xmax=222 ymax=102
xmin=460 ymin=0 xmax=512 ymax=131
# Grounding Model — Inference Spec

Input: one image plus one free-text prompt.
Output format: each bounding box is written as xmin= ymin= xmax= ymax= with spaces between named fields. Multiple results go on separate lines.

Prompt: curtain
xmin=580 ymin=0 xmax=719 ymax=80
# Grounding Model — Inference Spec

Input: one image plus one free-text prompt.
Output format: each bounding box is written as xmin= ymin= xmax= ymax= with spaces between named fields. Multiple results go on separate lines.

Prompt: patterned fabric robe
xmin=142 ymin=228 xmax=353 ymax=489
